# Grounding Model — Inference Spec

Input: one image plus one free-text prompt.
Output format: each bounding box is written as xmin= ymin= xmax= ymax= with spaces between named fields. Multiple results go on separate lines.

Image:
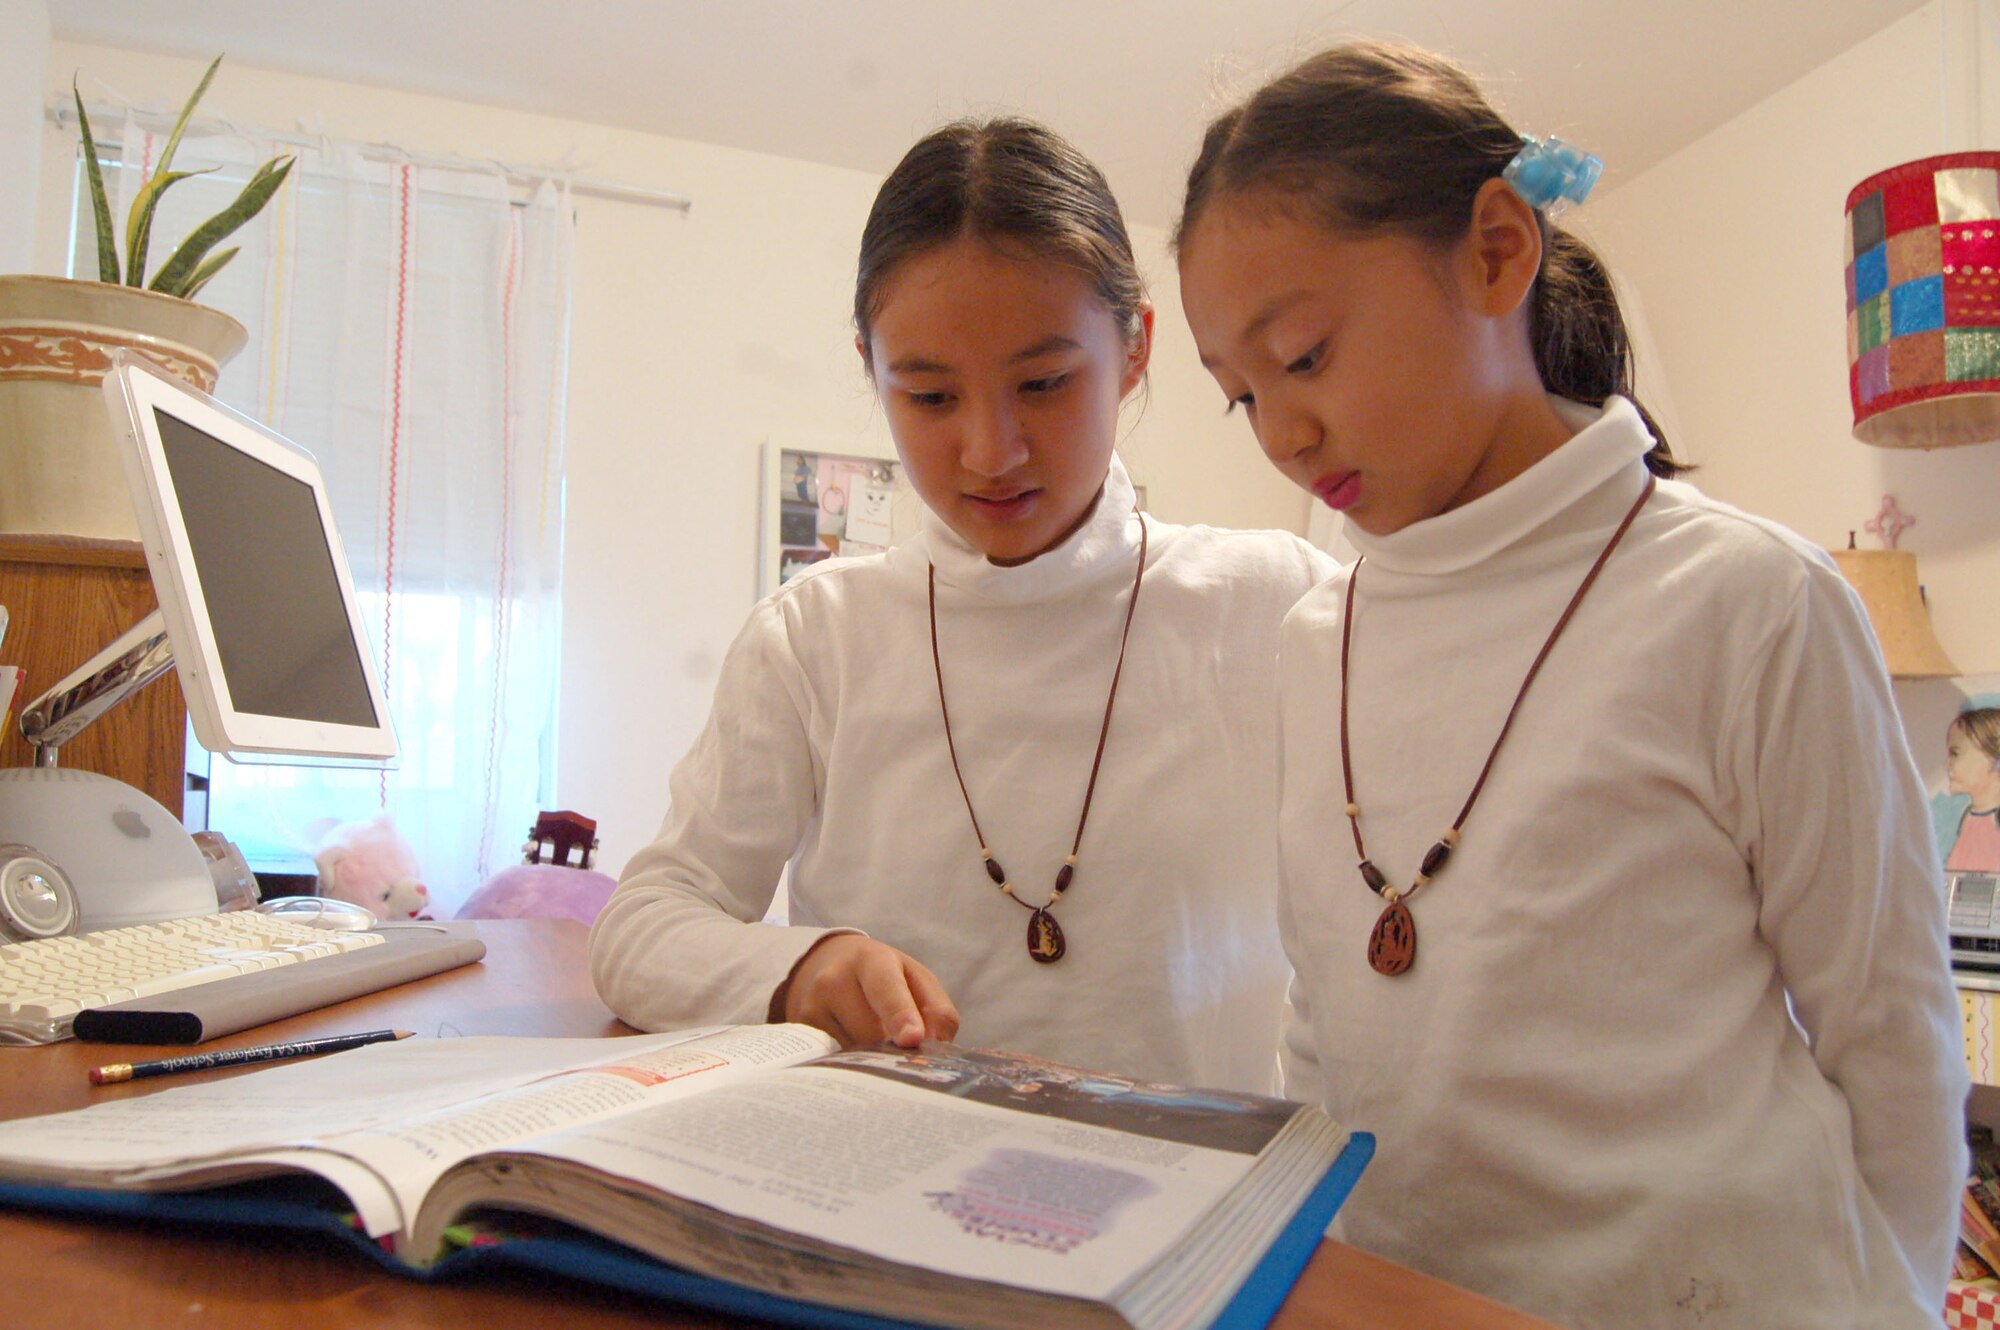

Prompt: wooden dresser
xmin=0 ymin=534 xmax=187 ymax=818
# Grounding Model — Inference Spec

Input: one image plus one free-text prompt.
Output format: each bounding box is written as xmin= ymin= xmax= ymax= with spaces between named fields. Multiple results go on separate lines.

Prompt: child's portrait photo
xmin=1942 ymin=698 xmax=2000 ymax=874
xmin=1917 ymin=678 xmax=2000 ymax=874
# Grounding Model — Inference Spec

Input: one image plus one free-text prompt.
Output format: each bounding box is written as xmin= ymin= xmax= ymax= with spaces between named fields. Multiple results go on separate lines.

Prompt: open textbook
xmin=0 ymin=1025 xmax=1372 ymax=1330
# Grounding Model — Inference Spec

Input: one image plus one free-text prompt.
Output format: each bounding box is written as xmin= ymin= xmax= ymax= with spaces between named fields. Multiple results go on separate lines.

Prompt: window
xmin=70 ymin=118 xmax=574 ymax=913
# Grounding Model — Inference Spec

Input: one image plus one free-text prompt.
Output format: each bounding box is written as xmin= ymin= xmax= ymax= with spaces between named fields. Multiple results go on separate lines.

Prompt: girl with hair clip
xmin=1173 ymin=40 xmax=1966 ymax=1330
xmin=591 ymin=118 xmax=1336 ymax=1092
xmin=1946 ymin=704 xmax=2000 ymax=872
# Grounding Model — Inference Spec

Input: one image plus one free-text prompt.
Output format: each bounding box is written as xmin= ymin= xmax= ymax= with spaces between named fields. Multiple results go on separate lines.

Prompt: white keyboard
xmin=0 ymin=911 xmax=384 ymax=1045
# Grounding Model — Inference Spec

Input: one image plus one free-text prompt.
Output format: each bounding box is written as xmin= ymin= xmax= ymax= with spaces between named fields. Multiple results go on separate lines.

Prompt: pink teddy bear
xmin=312 ymin=814 xmax=431 ymax=920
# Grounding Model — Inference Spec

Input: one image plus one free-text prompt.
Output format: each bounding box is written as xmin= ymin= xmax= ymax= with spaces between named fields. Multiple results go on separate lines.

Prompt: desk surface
xmin=0 ymin=919 xmax=1559 ymax=1330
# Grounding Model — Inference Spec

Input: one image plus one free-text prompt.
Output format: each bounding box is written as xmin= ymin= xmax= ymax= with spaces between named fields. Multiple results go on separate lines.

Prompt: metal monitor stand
xmin=1 ymin=610 xmax=216 ymax=933
xmin=17 ymin=609 xmax=175 ymax=765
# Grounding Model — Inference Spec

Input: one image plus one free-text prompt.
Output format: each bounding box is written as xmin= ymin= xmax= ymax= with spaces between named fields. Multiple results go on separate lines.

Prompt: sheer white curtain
xmin=94 ymin=119 xmax=574 ymax=913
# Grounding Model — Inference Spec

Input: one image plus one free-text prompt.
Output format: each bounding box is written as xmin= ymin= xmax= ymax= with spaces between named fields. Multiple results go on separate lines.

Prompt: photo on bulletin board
xmin=1917 ymin=675 xmax=2000 ymax=875
xmin=1900 ymin=674 xmax=2000 ymax=900
xmin=760 ymin=438 xmax=920 ymax=597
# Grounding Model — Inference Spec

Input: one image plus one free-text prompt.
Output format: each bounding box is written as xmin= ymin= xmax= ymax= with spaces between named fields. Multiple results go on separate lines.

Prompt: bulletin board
xmin=760 ymin=438 xmax=921 ymax=597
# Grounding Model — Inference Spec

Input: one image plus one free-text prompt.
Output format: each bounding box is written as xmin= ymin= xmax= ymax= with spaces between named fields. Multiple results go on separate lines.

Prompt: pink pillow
xmin=455 ymin=864 xmax=616 ymax=924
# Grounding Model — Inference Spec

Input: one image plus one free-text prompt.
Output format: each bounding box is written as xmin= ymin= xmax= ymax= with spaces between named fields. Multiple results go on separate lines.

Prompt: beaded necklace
xmin=928 ymin=510 xmax=1148 ymax=963
xmin=1340 ymin=476 xmax=1653 ymax=976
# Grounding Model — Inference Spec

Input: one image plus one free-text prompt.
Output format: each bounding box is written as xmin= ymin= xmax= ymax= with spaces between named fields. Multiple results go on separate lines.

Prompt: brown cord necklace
xmin=928 ymin=511 xmax=1148 ymax=963
xmin=1341 ymin=475 xmax=1653 ymax=977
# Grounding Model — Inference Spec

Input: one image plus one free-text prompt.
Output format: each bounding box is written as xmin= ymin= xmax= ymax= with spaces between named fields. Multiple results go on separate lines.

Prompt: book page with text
xmin=436 ymin=1061 xmax=1267 ymax=1300
xmin=318 ymin=1023 xmax=837 ymax=1236
xmin=0 ymin=1025 xmax=836 ymax=1237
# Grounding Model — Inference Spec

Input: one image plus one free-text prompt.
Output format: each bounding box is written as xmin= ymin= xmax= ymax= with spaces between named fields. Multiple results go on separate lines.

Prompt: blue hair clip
xmin=1502 ymin=135 xmax=1602 ymax=213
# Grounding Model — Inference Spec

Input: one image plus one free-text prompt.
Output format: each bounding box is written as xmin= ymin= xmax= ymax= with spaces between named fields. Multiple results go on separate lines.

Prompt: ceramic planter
xmin=0 ymin=275 xmax=247 ymax=539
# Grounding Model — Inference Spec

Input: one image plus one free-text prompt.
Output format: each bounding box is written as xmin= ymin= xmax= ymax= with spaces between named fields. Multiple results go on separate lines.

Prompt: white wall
xmin=1587 ymin=1 xmax=2000 ymax=678
xmin=33 ymin=41 xmax=1309 ymax=876
xmin=0 ymin=0 xmax=50 ymax=268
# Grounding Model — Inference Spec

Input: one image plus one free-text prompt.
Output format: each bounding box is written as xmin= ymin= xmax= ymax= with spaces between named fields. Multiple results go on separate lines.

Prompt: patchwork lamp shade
xmin=1845 ymin=152 xmax=2000 ymax=448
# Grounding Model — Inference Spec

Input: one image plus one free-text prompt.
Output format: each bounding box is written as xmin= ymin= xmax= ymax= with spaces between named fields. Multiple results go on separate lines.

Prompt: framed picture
xmin=760 ymin=438 xmax=921 ymax=597
xmin=1909 ymin=675 xmax=2000 ymax=980
xmin=1904 ymin=673 xmax=2000 ymax=874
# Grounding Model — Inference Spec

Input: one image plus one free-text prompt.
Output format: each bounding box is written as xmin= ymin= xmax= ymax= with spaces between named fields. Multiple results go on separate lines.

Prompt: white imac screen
xmin=152 ymin=407 xmax=380 ymax=728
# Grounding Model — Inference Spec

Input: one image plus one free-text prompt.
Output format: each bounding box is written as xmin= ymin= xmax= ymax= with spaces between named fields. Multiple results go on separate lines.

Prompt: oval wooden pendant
xmin=1367 ymin=900 xmax=1416 ymax=976
xmin=1027 ymin=908 xmax=1066 ymax=963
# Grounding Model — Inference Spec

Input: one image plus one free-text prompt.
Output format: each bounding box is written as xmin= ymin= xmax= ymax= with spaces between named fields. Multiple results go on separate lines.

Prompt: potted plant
xmin=0 ymin=56 xmax=294 ymax=539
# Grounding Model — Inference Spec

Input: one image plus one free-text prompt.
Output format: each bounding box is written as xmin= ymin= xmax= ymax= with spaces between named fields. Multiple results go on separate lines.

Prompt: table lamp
xmin=1830 ymin=495 xmax=1958 ymax=679
xmin=1832 ymin=546 xmax=1960 ymax=678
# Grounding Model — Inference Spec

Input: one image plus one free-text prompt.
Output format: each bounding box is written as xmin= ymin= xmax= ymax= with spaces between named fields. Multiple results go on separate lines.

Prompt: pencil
xmin=89 ymin=1028 xmax=414 ymax=1085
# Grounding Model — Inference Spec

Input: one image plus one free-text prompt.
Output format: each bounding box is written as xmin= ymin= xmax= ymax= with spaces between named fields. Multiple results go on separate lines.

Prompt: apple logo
xmin=112 ymin=809 xmax=152 ymax=839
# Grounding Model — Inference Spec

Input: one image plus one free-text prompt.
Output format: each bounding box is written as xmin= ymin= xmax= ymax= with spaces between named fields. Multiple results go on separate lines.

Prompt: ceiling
xmin=48 ymin=0 xmax=1931 ymax=230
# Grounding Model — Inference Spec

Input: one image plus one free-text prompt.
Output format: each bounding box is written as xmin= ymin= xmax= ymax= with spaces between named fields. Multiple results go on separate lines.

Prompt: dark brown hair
xmin=855 ymin=118 xmax=1146 ymax=360
xmin=1175 ymin=41 xmax=1682 ymax=477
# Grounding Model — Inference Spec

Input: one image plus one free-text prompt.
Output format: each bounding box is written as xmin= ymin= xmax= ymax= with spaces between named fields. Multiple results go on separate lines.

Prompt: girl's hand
xmin=776 ymin=934 xmax=961 ymax=1048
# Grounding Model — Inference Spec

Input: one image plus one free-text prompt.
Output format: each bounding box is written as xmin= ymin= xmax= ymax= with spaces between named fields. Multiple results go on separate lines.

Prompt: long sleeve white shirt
xmin=592 ymin=458 xmax=1336 ymax=1091
xmin=1277 ymin=398 xmax=1968 ymax=1329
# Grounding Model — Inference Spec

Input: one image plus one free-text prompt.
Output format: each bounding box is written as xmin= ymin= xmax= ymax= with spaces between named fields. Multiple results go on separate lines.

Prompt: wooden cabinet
xmin=0 ymin=535 xmax=187 ymax=818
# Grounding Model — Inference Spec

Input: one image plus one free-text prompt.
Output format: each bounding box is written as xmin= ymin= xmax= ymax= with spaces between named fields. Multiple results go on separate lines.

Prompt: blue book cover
xmin=0 ymin=1133 xmax=1369 ymax=1330
xmin=0 ymin=1033 xmax=1373 ymax=1330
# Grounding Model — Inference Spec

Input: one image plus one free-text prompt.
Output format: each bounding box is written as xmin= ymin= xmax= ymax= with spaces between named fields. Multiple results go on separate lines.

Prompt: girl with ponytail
xmin=594 ymin=118 xmax=1335 ymax=1094
xmin=1174 ymin=40 xmax=1964 ymax=1329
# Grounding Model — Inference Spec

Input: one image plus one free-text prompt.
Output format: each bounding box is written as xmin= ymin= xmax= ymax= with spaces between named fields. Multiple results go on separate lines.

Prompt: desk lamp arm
xmin=17 ymin=610 xmax=175 ymax=767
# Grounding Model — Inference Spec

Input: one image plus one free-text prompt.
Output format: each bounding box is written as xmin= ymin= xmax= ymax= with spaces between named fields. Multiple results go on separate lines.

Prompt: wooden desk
xmin=0 ymin=920 xmax=1559 ymax=1330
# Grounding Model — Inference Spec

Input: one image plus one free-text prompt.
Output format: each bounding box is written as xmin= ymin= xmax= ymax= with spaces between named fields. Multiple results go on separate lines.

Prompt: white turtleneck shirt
xmin=1277 ymin=398 xmax=1967 ymax=1328
xmin=591 ymin=458 xmax=1336 ymax=1091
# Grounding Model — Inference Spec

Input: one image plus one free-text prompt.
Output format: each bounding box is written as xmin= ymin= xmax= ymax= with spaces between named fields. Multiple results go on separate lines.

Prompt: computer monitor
xmin=0 ymin=356 xmax=397 ymax=933
xmin=101 ymin=352 xmax=397 ymax=763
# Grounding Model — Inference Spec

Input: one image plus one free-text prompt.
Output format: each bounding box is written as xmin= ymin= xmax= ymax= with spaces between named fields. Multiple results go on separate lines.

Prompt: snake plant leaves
xmin=175 ymin=246 xmax=238 ymax=303
xmin=72 ymin=79 xmax=118 ymax=284
xmin=147 ymin=156 xmax=294 ymax=298
xmin=125 ymin=167 xmax=219 ymax=289
xmin=123 ymin=55 xmax=221 ymax=287
xmin=70 ymin=54 xmax=293 ymax=303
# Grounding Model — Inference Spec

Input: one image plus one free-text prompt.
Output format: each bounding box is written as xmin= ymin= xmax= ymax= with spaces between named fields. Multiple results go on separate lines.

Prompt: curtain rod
xmin=45 ymin=99 xmax=693 ymax=214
